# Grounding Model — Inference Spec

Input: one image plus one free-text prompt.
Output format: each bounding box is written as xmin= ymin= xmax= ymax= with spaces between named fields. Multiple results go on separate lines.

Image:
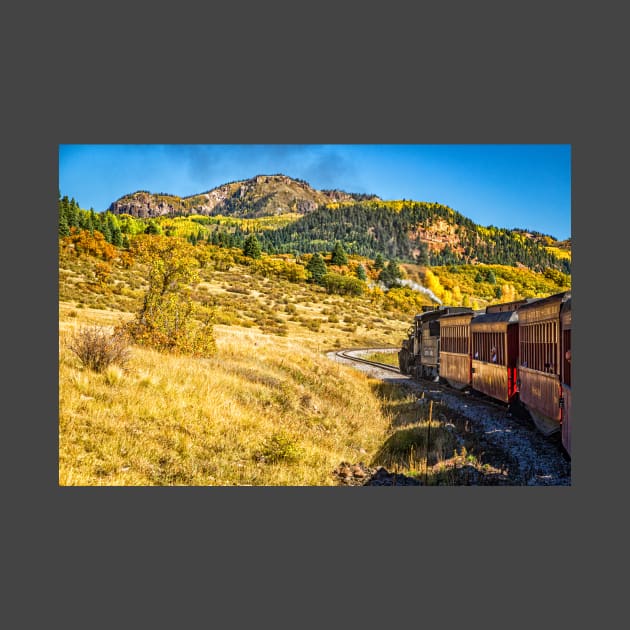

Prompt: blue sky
xmin=59 ymin=144 xmax=571 ymax=241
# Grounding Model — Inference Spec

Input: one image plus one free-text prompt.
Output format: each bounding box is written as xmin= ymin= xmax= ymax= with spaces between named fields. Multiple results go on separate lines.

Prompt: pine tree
xmin=243 ymin=233 xmax=262 ymax=259
xmin=415 ymin=241 xmax=429 ymax=265
xmin=356 ymin=264 xmax=367 ymax=281
xmin=111 ymin=223 xmax=123 ymax=247
xmin=66 ymin=197 xmax=79 ymax=228
xmin=374 ymin=253 xmax=385 ymax=269
xmin=101 ymin=214 xmax=112 ymax=242
xmin=331 ymin=241 xmax=348 ymax=266
xmin=58 ymin=212 xmax=70 ymax=237
xmin=145 ymin=220 xmax=162 ymax=235
xmin=306 ymin=252 xmax=327 ymax=284
xmin=85 ymin=209 xmax=95 ymax=234
xmin=379 ymin=259 xmax=403 ymax=288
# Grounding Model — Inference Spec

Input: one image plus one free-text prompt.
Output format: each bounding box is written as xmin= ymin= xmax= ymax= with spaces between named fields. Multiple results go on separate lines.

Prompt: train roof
xmin=413 ymin=306 xmax=472 ymax=322
xmin=485 ymin=298 xmax=535 ymax=314
xmin=516 ymin=290 xmax=571 ymax=313
xmin=438 ymin=308 xmax=476 ymax=322
xmin=471 ymin=310 xmax=519 ymax=326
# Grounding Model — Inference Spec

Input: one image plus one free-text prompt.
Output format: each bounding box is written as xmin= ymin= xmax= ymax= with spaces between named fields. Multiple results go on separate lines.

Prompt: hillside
xmin=58 ymin=190 xmax=572 ymax=487
xmin=58 ymin=233 xmax=570 ymax=486
xmin=258 ymin=201 xmax=571 ymax=273
xmin=102 ymin=175 xmax=570 ymax=274
xmin=59 ymin=181 xmax=572 ymax=486
xmin=108 ymin=174 xmax=380 ymax=219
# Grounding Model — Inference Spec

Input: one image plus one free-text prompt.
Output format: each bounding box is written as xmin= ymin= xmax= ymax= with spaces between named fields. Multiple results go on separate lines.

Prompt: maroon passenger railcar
xmin=560 ymin=297 xmax=572 ymax=457
xmin=438 ymin=310 xmax=475 ymax=390
xmin=470 ymin=309 xmax=520 ymax=403
xmin=516 ymin=291 xmax=571 ymax=436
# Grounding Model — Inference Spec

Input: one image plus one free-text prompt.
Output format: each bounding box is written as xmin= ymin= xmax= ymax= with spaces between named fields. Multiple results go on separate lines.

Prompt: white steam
xmin=368 ymin=278 xmax=443 ymax=305
xmin=396 ymin=279 xmax=443 ymax=304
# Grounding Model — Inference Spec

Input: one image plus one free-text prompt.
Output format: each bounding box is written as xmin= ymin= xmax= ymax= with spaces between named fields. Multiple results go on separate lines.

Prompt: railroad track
xmin=335 ymin=348 xmax=402 ymax=374
xmin=334 ymin=347 xmax=570 ymax=476
xmin=336 ymin=348 xmax=514 ymax=414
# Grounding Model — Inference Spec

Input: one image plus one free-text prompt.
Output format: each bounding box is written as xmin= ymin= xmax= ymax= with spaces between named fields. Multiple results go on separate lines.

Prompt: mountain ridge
xmin=93 ymin=173 xmax=571 ymax=273
xmin=108 ymin=174 xmax=380 ymax=219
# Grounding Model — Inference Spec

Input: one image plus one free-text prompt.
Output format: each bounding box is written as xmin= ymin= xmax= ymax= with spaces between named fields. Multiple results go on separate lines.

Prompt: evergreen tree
xmin=331 ymin=241 xmax=348 ymax=266
xmin=145 ymin=220 xmax=162 ymax=235
xmin=243 ymin=234 xmax=262 ymax=259
xmin=374 ymin=253 xmax=385 ymax=269
xmin=106 ymin=213 xmax=122 ymax=246
xmin=356 ymin=264 xmax=367 ymax=281
xmin=415 ymin=241 xmax=429 ymax=265
xmin=85 ymin=209 xmax=95 ymax=234
xmin=306 ymin=252 xmax=327 ymax=284
xmin=487 ymin=270 xmax=496 ymax=284
xmin=66 ymin=197 xmax=79 ymax=228
xmin=379 ymin=259 xmax=403 ymax=288
xmin=100 ymin=214 xmax=112 ymax=242
xmin=58 ymin=211 xmax=70 ymax=237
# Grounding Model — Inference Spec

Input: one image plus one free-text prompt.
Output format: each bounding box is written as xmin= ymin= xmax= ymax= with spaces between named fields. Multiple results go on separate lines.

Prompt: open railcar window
xmin=519 ymin=321 xmax=558 ymax=373
xmin=472 ymin=331 xmax=505 ymax=365
xmin=441 ymin=324 xmax=470 ymax=354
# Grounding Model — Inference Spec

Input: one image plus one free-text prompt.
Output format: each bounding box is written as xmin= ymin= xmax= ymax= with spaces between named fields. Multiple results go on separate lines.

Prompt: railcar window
xmin=520 ymin=321 xmax=559 ymax=373
xmin=441 ymin=324 xmax=470 ymax=354
xmin=562 ymin=329 xmax=571 ymax=386
xmin=472 ymin=331 xmax=505 ymax=365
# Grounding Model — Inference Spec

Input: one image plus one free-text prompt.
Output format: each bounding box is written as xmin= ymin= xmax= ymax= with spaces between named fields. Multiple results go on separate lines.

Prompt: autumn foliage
xmin=60 ymin=228 xmax=117 ymax=261
xmin=119 ymin=235 xmax=216 ymax=357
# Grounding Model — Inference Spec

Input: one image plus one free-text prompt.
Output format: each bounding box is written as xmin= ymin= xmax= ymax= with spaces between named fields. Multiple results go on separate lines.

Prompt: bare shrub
xmin=67 ymin=326 xmax=130 ymax=372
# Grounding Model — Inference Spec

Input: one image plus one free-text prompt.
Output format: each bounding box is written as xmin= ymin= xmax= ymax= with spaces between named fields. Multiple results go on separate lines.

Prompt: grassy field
xmin=361 ymin=350 xmax=400 ymax=366
xmin=58 ymin=248 xmax=415 ymax=485
xmin=58 ymin=242 xmax=567 ymax=486
xmin=60 ymin=311 xmax=399 ymax=485
xmin=59 ymin=303 xmax=515 ymax=486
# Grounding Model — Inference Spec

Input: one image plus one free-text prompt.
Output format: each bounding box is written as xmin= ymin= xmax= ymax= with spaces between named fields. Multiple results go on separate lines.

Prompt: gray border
xmin=7 ymin=1 xmax=620 ymax=626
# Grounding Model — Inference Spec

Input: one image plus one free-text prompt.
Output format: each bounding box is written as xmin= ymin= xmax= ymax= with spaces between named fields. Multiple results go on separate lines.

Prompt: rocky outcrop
xmin=108 ymin=174 xmax=380 ymax=219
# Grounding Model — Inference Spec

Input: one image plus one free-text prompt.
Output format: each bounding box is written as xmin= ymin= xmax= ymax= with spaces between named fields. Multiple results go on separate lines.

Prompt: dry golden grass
xmin=58 ymin=249 xmax=433 ymax=486
xmin=59 ymin=307 xmax=395 ymax=486
xmin=361 ymin=350 xmax=400 ymax=366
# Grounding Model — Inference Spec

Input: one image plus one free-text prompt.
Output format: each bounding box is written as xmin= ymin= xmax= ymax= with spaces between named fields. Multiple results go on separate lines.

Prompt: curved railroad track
xmin=335 ymin=347 xmax=517 ymax=415
xmin=335 ymin=348 xmax=402 ymax=374
xmin=331 ymin=347 xmax=571 ymax=483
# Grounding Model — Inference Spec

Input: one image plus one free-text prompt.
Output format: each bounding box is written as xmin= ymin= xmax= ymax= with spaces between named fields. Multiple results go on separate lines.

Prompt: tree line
xmin=59 ymin=194 xmax=570 ymax=275
xmin=255 ymin=201 xmax=570 ymax=274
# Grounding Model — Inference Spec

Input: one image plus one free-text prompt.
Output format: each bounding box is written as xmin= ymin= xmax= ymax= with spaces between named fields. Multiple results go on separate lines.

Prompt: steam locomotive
xmin=398 ymin=291 xmax=572 ymax=456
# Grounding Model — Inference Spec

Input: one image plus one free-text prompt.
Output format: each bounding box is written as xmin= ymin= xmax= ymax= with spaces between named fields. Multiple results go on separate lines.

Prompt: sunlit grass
xmin=59 ymin=308 xmax=395 ymax=486
xmin=361 ymin=350 xmax=399 ymax=366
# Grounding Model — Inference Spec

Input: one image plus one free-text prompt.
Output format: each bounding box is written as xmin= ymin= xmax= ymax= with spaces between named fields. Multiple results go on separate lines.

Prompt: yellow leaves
xmin=422 ymin=268 xmax=445 ymax=300
xmin=500 ymin=283 xmax=517 ymax=302
xmin=248 ymin=255 xmax=308 ymax=283
xmin=451 ymin=285 xmax=463 ymax=305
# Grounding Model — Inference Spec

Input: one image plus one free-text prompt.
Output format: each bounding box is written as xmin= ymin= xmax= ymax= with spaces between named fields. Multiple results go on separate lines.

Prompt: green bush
xmin=258 ymin=432 xmax=304 ymax=464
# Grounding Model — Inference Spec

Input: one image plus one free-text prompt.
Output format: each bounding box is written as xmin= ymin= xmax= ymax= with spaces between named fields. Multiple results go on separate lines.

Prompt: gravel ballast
xmin=328 ymin=349 xmax=571 ymax=486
